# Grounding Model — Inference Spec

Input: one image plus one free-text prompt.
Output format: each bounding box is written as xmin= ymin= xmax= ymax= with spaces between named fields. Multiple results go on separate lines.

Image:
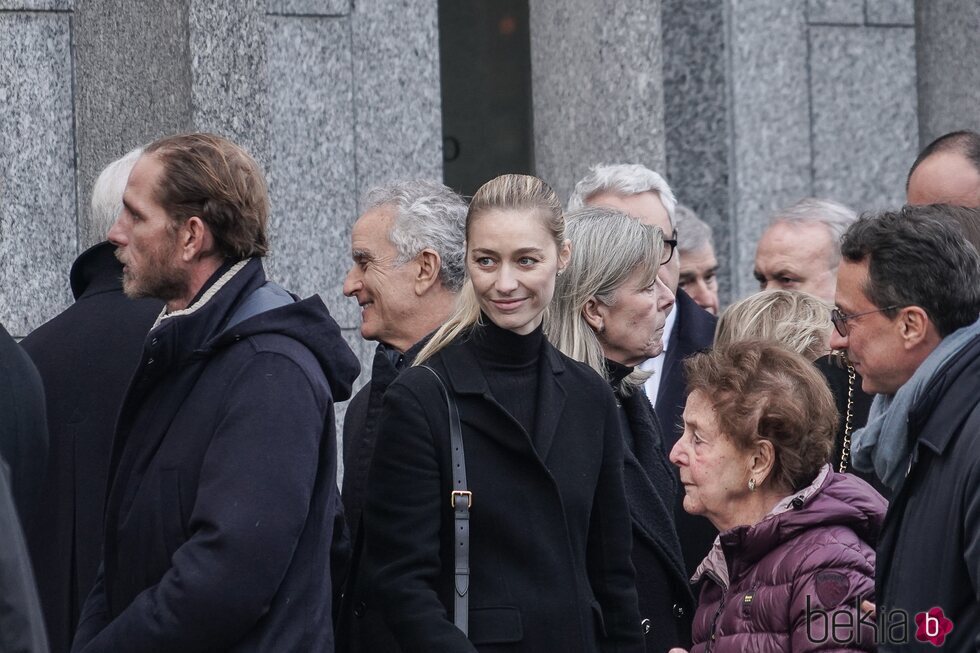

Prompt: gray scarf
xmin=851 ymin=317 xmax=980 ymax=492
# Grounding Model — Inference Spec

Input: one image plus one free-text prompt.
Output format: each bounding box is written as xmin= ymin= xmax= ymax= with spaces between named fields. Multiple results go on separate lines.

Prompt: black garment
xmin=71 ymin=258 xmax=360 ymax=653
xmin=362 ymin=324 xmax=644 ymax=652
xmin=875 ymin=331 xmax=980 ymax=653
xmin=0 ymin=322 xmax=48 ymax=524
xmin=653 ymin=289 xmax=718 ymax=576
xmin=0 ymin=459 xmax=50 ymax=653
xmin=813 ymin=354 xmax=890 ymax=498
xmin=339 ymin=336 xmax=429 ymax=653
xmin=606 ymin=360 xmax=694 ymax=653
xmin=20 ymin=242 xmax=162 ymax=653
xmin=469 ymin=316 xmax=542 ymax=443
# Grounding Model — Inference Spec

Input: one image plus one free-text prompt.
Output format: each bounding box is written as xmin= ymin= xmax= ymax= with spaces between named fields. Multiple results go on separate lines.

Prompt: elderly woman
xmin=547 ymin=206 xmax=694 ymax=653
xmin=667 ymin=341 xmax=885 ymax=653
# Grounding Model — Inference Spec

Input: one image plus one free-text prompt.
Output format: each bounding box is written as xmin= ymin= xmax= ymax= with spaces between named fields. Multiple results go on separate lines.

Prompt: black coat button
xmin=673 ymin=603 xmax=686 ymax=619
xmin=641 ymin=618 xmax=651 ymax=635
xmin=353 ymin=601 xmax=366 ymax=618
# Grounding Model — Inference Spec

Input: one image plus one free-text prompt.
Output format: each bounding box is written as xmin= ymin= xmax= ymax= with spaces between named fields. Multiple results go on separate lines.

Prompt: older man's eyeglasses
xmin=831 ymin=305 xmax=902 ymax=337
xmin=661 ymin=232 xmax=678 ymax=266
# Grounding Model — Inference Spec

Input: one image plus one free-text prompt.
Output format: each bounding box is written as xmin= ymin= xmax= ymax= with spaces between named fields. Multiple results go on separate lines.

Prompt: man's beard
xmin=120 ymin=244 xmax=189 ymax=304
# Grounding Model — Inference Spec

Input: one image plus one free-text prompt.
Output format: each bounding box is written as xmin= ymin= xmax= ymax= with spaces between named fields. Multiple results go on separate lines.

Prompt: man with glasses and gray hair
xmin=338 ymin=180 xmax=467 ymax=653
xmin=568 ymin=163 xmax=717 ymax=576
xmin=831 ymin=205 xmax=980 ymax=652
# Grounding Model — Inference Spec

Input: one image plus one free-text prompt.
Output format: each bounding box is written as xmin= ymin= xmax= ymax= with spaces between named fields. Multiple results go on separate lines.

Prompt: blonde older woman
xmin=548 ymin=206 xmax=694 ymax=653
xmin=668 ymin=342 xmax=885 ymax=653
xmin=713 ymin=290 xmax=883 ymax=493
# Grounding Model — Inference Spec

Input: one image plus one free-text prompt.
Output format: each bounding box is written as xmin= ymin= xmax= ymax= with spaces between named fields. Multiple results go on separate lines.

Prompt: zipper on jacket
xmin=702 ymin=569 xmax=727 ymax=653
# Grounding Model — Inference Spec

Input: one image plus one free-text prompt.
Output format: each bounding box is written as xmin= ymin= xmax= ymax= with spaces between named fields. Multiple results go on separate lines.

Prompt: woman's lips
xmin=491 ymin=298 xmax=527 ymax=311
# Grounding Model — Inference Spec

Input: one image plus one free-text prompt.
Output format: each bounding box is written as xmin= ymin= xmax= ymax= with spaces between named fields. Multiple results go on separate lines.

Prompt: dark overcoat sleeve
xmin=73 ymin=351 xmax=331 ymax=652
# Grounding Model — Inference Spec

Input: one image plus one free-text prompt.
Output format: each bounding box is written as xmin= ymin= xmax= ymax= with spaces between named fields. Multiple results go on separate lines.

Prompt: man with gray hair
xmin=675 ymin=204 xmax=720 ymax=316
xmin=338 ymin=180 xmax=467 ymax=652
xmin=753 ymin=197 xmax=857 ymax=304
xmin=568 ymin=164 xmax=717 ymax=576
xmin=21 ymin=147 xmax=163 ymax=653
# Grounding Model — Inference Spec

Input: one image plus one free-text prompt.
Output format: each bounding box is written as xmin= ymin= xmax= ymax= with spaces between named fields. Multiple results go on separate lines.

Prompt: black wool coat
xmin=70 ymin=259 xmax=360 ymax=653
xmin=653 ymin=289 xmax=718 ymax=576
xmin=20 ymin=242 xmax=162 ymax=653
xmin=615 ymin=383 xmax=695 ymax=653
xmin=362 ymin=332 xmax=644 ymax=653
xmin=338 ymin=338 xmax=428 ymax=653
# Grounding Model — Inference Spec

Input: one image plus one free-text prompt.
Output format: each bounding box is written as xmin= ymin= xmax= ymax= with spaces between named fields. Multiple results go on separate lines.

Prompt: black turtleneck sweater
xmin=468 ymin=314 xmax=544 ymax=449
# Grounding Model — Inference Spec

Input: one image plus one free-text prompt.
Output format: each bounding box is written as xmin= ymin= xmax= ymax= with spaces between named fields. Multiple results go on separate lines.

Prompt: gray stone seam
xmin=348 ymin=3 xmax=359 ymax=213
xmin=863 ymin=0 xmax=868 ymax=25
xmin=722 ymin=0 xmax=739 ymax=290
xmin=265 ymin=10 xmax=349 ymax=18
xmin=805 ymin=24 xmax=816 ymax=197
xmin=806 ymin=20 xmax=913 ymax=28
xmin=68 ymin=11 xmax=80 ymax=257
xmin=0 ymin=8 xmax=71 ymax=13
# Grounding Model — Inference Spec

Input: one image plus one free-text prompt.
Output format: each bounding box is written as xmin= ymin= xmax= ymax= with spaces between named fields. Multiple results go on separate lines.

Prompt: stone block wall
xmin=664 ymin=0 xmax=918 ymax=301
xmin=0 ymin=1 xmax=442 ymax=481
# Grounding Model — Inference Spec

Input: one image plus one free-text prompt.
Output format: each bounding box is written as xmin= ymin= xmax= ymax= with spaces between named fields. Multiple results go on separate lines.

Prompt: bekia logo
xmin=915 ymin=607 xmax=954 ymax=646
xmin=806 ymin=593 xmax=955 ymax=647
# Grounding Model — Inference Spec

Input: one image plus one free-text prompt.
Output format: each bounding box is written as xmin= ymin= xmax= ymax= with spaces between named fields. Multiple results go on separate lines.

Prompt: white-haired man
xmin=753 ymin=197 xmax=857 ymax=304
xmin=21 ymin=147 xmax=164 ymax=653
xmin=338 ymin=180 xmax=467 ymax=653
xmin=569 ymin=163 xmax=717 ymax=576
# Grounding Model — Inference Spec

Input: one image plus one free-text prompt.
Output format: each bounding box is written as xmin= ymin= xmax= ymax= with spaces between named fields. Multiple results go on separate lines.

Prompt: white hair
xmin=89 ymin=146 xmax=143 ymax=247
xmin=674 ymin=204 xmax=713 ymax=254
xmin=566 ymin=163 xmax=677 ymax=227
xmin=361 ymin=180 xmax=468 ymax=292
xmin=769 ymin=198 xmax=858 ymax=266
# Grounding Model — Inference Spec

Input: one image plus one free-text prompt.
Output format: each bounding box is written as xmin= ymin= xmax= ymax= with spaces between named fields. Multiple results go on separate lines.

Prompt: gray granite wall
xmin=915 ymin=0 xmax=980 ymax=145
xmin=0 ymin=1 xmax=442 ymax=480
xmin=528 ymin=0 xmax=666 ymax=204
xmin=663 ymin=0 xmax=918 ymax=302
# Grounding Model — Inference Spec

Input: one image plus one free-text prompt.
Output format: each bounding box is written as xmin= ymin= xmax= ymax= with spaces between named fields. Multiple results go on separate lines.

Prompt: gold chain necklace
xmin=839 ymin=363 xmax=856 ymax=473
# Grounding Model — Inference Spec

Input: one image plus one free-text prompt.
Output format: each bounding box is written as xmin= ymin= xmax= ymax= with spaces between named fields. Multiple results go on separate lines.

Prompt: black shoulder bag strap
xmin=420 ymin=365 xmax=471 ymax=636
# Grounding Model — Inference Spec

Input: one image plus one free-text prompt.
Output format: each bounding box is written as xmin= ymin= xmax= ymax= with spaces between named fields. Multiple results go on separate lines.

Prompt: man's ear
xmin=899 ymin=306 xmax=934 ymax=350
xmin=583 ymin=297 xmax=605 ymax=333
xmin=178 ymin=216 xmax=216 ymax=262
xmin=414 ymin=249 xmax=442 ymax=296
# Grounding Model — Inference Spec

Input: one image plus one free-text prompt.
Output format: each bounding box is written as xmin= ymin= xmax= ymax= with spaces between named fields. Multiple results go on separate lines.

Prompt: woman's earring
xmin=557 ymin=269 xmax=564 ymax=277
xmin=748 ymin=478 xmax=757 ymax=492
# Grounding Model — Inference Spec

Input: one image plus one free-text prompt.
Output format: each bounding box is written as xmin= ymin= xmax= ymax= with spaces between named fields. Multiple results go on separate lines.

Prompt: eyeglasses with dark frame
xmin=661 ymin=232 xmax=678 ymax=266
xmin=831 ymin=305 xmax=903 ymax=337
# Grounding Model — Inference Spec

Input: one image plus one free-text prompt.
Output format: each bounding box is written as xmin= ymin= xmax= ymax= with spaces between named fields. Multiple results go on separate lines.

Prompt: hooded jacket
xmin=690 ymin=467 xmax=885 ymax=653
xmin=71 ymin=258 xmax=360 ymax=653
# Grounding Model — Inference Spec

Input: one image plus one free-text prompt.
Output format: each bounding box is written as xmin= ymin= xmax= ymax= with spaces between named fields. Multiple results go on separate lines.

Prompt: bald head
xmin=907 ymin=130 xmax=980 ymax=208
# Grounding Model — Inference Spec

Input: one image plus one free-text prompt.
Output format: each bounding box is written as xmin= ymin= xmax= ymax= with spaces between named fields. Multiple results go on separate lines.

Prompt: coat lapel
xmin=531 ymin=346 xmax=567 ymax=463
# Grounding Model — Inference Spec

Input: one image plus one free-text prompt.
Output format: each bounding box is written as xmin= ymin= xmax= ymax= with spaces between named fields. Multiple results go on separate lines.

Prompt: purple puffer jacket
xmin=689 ymin=465 xmax=886 ymax=653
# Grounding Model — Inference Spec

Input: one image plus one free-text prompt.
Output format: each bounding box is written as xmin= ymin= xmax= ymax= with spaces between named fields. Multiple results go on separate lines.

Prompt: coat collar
xmin=439 ymin=329 xmax=567 ymax=462
xmin=69 ymin=241 xmax=127 ymax=299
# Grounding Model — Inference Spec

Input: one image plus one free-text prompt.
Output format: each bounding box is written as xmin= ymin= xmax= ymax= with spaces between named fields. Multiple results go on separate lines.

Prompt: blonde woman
xmin=361 ymin=175 xmax=643 ymax=652
xmin=714 ymin=290 xmax=882 ymax=494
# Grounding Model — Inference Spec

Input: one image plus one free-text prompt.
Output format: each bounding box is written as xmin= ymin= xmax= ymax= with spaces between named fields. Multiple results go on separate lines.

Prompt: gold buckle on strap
xmin=451 ymin=490 xmax=472 ymax=509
